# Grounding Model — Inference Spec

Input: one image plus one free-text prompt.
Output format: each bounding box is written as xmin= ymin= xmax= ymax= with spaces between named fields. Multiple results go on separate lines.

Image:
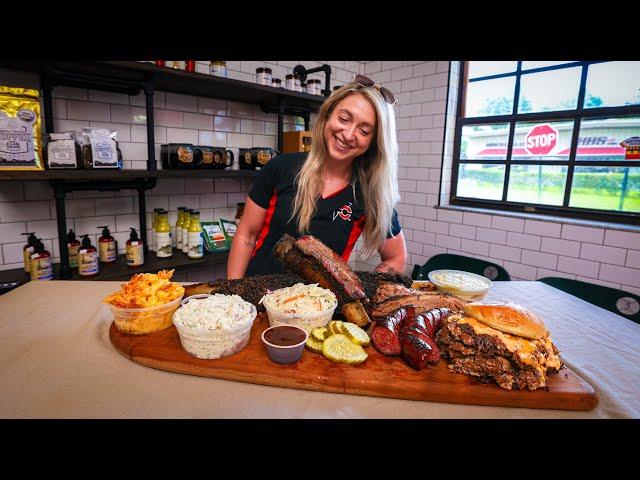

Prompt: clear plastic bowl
xmin=428 ymin=269 xmax=492 ymax=300
xmin=262 ymin=298 xmax=337 ymax=334
xmin=172 ymin=303 xmax=257 ymax=360
xmin=108 ymin=295 xmax=184 ymax=335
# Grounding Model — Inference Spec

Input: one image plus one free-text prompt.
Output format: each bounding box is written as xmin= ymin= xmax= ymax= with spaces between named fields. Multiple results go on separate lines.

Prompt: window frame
xmin=451 ymin=61 xmax=640 ymax=225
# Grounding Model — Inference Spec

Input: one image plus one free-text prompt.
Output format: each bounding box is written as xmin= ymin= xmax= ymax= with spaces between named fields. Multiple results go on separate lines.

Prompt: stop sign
xmin=525 ymin=124 xmax=558 ymax=155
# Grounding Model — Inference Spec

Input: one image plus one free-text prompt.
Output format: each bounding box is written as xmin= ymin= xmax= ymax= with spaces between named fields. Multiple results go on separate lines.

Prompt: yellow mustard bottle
xmin=175 ymin=207 xmax=185 ymax=251
xmin=181 ymin=208 xmax=192 ymax=254
xmin=187 ymin=210 xmax=203 ymax=259
xmin=155 ymin=210 xmax=172 ymax=258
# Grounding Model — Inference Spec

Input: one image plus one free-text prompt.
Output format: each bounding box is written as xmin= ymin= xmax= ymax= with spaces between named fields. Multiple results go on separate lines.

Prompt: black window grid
xmin=451 ymin=61 xmax=640 ymax=224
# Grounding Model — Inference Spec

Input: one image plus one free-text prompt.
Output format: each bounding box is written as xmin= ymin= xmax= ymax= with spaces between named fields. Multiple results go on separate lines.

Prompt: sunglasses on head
xmin=352 ymin=74 xmax=397 ymax=105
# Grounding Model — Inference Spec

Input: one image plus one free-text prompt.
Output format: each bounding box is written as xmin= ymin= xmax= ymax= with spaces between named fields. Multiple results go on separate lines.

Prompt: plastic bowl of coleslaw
xmin=259 ymin=283 xmax=338 ymax=334
xmin=172 ymin=294 xmax=257 ymax=360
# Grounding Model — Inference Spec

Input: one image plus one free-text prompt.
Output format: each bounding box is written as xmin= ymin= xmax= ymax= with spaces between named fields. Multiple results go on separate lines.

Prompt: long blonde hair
xmin=291 ymin=82 xmax=400 ymax=259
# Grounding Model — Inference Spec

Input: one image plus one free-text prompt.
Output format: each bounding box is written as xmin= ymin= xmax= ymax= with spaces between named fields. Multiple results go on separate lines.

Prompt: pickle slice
xmin=305 ymin=335 xmax=324 ymax=354
xmin=342 ymin=322 xmax=370 ymax=347
xmin=329 ymin=320 xmax=346 ymax=335
xmin=311 ymin=327 xmax=329 ymax=342
xmin=322 ymin=334 xmax=368 ymax=365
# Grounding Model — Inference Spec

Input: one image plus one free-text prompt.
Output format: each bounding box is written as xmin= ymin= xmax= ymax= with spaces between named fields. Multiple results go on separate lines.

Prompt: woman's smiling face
xmin=323 ymin=92 xmax=377 ymax=163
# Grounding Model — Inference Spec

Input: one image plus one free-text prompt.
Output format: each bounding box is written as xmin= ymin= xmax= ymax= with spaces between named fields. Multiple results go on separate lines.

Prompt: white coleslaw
xmin=259 ymin=283 xmax=337 ymax=314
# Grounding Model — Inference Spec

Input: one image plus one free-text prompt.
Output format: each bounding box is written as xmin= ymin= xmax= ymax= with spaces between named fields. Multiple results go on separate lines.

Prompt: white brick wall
xmin=354 ymin=60 xmax=640 ymax=293
xmin=0 ymin=61 xmax=365 ymax=282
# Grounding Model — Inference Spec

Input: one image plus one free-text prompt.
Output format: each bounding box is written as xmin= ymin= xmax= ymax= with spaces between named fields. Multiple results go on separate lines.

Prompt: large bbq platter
xmin=109 ymin=312 xmax=598 ymax=411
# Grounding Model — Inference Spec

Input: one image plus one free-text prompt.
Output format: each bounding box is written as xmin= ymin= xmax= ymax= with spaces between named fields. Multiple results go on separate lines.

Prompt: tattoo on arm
xmin=243 ymin=239 xmax=256 ymax=249
xmin=374 ymin=261 xmax=395 ymax=274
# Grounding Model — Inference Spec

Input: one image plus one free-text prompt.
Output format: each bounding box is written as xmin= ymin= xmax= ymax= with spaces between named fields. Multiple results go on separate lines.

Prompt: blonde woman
xmin=227 ymin=74 xmax=407 ymax=278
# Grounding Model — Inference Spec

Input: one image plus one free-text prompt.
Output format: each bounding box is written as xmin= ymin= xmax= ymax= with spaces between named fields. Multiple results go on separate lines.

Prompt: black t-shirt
xmin=246 ymin=152 xmax=401 ymax=276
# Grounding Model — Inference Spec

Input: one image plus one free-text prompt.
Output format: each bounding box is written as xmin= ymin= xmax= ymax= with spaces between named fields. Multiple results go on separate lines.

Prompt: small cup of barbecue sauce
xmin=261 ymin=325 xmax=308 ymax=364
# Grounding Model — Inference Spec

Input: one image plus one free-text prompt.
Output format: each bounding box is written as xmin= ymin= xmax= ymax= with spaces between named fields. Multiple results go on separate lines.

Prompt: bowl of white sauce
xmin=427 ymin=269 xmax=492 ymax=300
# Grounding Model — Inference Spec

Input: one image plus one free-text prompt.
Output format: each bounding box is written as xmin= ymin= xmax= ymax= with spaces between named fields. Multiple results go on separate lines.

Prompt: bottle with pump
xmin=30 ymin=238 xmax=53 ymax=281
xmin=126 ymin=227 xmax=145 ymax=267
xmin=78 ymin=234 xmax=99 ymax=277
xmin=155 ymin=210 xmax=173 ymax=258
xmin=187 ymin=210 xmax=204 ymax=259
xmin=181 ymin=208 xmax=192 ymax=254
xmin=67 ymin=229 xmax=81 ymax=269
xmin=97 ymin=226 xmax=117 ymax=263
xmin=175 ymin=207 xmax=185 ymax=251
xmin=21 ymin=232 xmax=38 ymax=273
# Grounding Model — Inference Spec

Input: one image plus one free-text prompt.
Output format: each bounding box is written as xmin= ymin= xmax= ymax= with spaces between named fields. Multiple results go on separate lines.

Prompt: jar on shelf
xmin=185 ymin=61 xmax=196 ymax=72
xmin=210 ymin=61 xmax=227 ymax=77
xmin=285 ymin=74 xmax=295 ymax=91
xmin=272 ymin=78 xmax=282 ymax=88
xmin=293 ymin=74 xmax=302 ymax=92
xmin=154 ymin=60 xmax=165 ymax=67
xmin=256 ymin=67 xmax=272 ymax=85
xmin=305 ymin=81 xmax=315 ymax=95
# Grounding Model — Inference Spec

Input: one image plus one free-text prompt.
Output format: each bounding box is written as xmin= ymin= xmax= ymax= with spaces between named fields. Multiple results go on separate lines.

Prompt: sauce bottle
xmin=155 ymin=210 xmax=172 ymax=258
xmin=21 ymin=232 xmax=37 ymax=273
xmin=175 ymin=207 xmax=185 ymax=252
xmin=181 ymin=208 xmax=192 ymax=254
xmin=67 ymin=229 xmax=81 ymax=269
xmin=126 ymin=227 xmax=145 ymax=267
xmin=150 ymin=208 xmax=162 ymax=253
xmin=187 ymin=210 xmax=204 ymax=259
xmin=78 ymin=234 xmax=99 ymax=278
xmin=30 ymin=238 xmax=53 ymax=281
xmin=97 ymin=226 xmax=117 ymax=263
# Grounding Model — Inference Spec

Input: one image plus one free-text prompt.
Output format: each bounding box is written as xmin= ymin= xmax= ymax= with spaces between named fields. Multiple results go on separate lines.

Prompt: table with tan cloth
xmin=0 ymin=280 xmax=638 ymax=418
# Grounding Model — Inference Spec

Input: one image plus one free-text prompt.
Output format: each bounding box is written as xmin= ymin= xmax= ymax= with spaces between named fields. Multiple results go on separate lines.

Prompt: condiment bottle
xmin=126 ymin=227 xmax=144 ymax=267
xmin=210 ymin=61 xmax=227 ymax=77
xmin=67 ymin=229 xmax=81 ymax=269
xmin=150 ymin=208 xmax=163 ymax=252
xmin=154 ymin=60 xmax=165 ymax=67
xmin=78 ymin=234 xmax=99 ymax=278
xmin=185 ymin=60 xmax=196 ymax=72
xmin=187 ymin=210 xmax=203 ymax=259
xmin=181 ymin=208 xmax=192 ymax=254
xmin=175 ymin=207 xmax=185 ymax=251
xmin=21 ymin=232 xmax=37 ymax=273
xmin=97 ymin=226 xmax=117 ymax=263
xmin=285 ymin=74 xmax=295 ymax=91
xmin=155 ymin=210 xmax=172 ymax=258
xmin=30 ymin=238 xmax=53 ymax=281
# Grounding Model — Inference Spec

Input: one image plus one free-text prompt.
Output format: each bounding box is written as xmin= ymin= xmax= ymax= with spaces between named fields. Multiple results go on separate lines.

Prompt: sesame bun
xmin=463 ymin=302 xmax=548 ymax=340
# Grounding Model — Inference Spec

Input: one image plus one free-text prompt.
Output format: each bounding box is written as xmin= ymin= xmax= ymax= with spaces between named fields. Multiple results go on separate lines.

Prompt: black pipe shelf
xmin=0 ymin=169 xmax=259 ymax=181
xmin=0 ymin=249 xmax=229 ymax=284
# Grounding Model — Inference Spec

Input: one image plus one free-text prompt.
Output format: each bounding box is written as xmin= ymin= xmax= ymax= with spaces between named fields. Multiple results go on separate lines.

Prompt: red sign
xmin=525 ymin=124 xmax=559 ymax=155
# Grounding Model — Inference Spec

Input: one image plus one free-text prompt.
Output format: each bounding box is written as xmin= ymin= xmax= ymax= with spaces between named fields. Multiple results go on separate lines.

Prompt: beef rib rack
xmin=274 ymin=233 xmax=371 ymax=327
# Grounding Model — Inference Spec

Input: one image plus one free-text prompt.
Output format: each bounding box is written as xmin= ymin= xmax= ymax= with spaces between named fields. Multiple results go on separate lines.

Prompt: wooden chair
xmin=411 ymin=253 xmax=511 ymax=281
xmin=538 ymin=277 xmax=640 ymax=324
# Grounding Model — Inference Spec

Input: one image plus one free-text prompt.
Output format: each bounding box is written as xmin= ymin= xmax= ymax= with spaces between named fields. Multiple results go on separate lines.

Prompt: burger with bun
xmin=435 ymin=301 xmax=563 ymax=390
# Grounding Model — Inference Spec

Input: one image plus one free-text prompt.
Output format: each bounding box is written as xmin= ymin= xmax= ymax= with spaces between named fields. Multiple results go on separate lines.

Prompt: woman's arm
xmin=373 ymin=231 xmax=408 ymax=275
xmin=226 ymin=197 xmax=268 ymax=279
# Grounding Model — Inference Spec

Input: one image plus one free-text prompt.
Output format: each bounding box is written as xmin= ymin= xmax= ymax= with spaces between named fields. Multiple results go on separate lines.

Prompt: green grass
xmin=457 ymin=181 xmax=640 ymax=213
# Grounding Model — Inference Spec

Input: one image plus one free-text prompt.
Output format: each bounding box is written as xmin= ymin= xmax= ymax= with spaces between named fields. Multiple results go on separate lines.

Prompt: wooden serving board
xmin=110 ymin=313 xmax=598 ymax=411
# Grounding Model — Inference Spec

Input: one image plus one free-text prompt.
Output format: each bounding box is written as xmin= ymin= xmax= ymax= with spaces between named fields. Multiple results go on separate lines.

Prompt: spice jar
xmin=185 ymin=60 xmax=196 ymax=72
xmin=256 ymin=67 xmax=273 ymax=85
xmin=210 ymin=61 xmax=227 ymax=77
xmin=272 ymin=78 xmax=282 ymax=88
xmin=294 ymin=74 xmax=302 ymax=92
xmin=285 ymin=74 xmax=295 ymax=91
xmin=305 ymin=81 xmax=315 ymax=95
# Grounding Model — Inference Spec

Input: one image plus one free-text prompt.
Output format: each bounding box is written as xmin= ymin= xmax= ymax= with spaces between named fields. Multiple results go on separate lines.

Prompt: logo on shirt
xmin=333 ymin=203 xmax=352 ymax=222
